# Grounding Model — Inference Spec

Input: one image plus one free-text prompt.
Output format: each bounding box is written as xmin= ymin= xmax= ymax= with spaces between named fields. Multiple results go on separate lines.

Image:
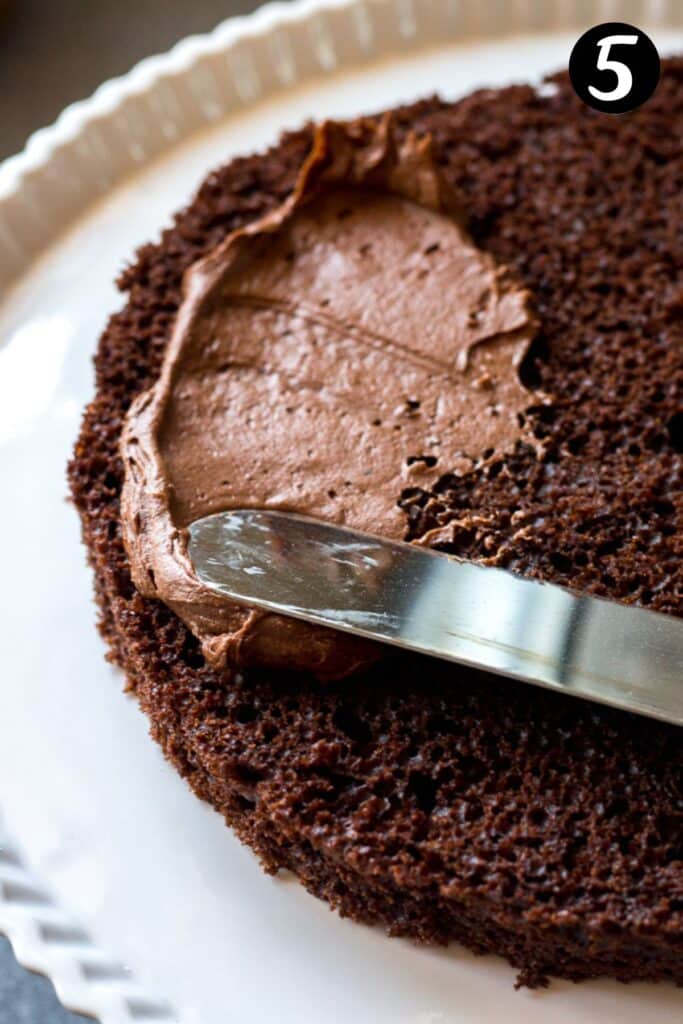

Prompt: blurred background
xmin=0 ymin=0 xmax=258 ymax=160
xmin=0 ymin=1 xmax=262 ymax=1018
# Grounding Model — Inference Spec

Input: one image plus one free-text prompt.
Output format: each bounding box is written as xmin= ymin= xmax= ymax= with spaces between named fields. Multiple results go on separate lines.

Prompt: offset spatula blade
xmin=188 ymin=510 xmax=683 ymax=726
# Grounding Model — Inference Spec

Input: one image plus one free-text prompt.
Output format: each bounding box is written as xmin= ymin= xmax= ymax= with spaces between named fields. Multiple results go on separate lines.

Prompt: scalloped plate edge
xmin=0 ymin=0 xmax=681 ymax=1020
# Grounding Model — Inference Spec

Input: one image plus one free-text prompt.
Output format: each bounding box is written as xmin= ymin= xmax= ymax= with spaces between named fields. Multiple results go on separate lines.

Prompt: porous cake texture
xmin=69 ymin=63 xmax=683 ymax=987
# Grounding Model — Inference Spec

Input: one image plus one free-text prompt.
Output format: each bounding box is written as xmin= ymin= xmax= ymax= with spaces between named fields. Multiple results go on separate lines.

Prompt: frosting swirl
xmin=120 ymin=117 xmax=537 ymax=679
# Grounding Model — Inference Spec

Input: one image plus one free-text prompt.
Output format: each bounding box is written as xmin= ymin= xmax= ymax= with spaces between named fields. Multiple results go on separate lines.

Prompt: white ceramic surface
xmin=1 ymin=2 xmax=683 ymax=1022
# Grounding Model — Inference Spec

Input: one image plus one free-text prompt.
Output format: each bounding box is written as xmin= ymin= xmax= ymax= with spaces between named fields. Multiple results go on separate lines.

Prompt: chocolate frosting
xmin=120 ymin=117 xmax=538 ymax=679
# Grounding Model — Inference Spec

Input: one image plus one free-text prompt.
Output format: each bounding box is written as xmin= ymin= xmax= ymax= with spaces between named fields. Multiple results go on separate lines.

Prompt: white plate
xmin=1 ymin=2 xmax=683 ymax=1022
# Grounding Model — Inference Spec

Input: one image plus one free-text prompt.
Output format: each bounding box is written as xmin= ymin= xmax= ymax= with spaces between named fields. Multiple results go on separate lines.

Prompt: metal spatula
xmin=188 ymin=509 xmax=683 ymax=726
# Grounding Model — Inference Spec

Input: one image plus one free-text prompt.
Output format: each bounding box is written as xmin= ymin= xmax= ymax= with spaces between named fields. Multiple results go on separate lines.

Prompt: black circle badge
xmin=569 ymin=22 xmax=660 ymax=114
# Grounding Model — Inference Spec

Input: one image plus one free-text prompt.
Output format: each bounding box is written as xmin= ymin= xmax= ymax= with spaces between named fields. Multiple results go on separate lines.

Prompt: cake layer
xmin=69 ymin=61 xmax=683 ymax=987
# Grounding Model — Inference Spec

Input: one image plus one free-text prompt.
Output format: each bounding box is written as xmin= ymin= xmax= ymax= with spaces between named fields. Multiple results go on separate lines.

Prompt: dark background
xmin=0 ymin=1 xmax=261 ymax=1018
xmin=0 ymin=0 xmax=257 ymax=160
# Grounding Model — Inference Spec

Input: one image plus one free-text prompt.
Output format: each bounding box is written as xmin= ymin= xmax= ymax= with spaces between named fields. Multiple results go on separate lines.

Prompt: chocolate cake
xmin=69 ymin=62 xmax=683 ymax=988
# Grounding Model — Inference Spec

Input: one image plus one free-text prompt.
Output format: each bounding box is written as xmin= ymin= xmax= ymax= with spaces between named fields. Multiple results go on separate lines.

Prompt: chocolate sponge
xmin=68 ymin=63 xmax=683 ymax=987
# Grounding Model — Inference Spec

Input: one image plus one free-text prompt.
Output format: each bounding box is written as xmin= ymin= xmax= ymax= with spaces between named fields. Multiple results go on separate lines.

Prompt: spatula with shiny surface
xmin=188 ymin=509 xmax=683 ymax=726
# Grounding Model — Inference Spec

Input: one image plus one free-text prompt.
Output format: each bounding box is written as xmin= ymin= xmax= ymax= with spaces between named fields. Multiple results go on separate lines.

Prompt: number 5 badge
xmin=569 ymin=22 xmax=660 ymax=114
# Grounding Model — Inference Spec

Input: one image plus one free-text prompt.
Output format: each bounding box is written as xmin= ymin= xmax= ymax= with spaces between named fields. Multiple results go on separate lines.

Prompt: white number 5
xmin=588 ymin=34 xmax=639 ymax=102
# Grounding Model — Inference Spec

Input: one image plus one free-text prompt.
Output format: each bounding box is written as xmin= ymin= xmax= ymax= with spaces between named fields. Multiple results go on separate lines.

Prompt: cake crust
xmin=68 ymin=64 xmax=683 ymax=987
